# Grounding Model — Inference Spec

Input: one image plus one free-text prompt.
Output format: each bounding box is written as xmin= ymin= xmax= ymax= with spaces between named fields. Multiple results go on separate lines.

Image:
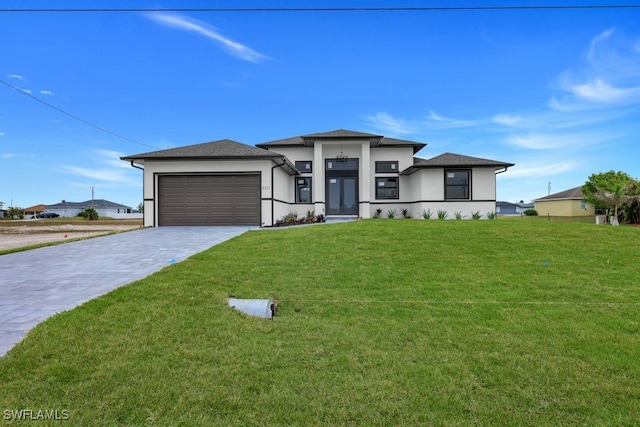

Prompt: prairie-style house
xmin=121 ymin=129 xmax=514 ymax=227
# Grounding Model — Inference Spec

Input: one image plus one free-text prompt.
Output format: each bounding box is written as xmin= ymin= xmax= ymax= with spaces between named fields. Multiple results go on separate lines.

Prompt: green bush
xmin=82 ymin=207 xmax=99 ymax=220
xmin=437 ymin=210 xmax=449 ymax=220
xmin=523 ymin=209 xmax=538 ymax=216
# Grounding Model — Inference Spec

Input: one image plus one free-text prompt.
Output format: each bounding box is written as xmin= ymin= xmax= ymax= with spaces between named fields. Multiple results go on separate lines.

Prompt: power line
xmin=0 ymin=5 xmax=639 ymax=12
xmin=0 ymin=78 xmax=159 ymax=150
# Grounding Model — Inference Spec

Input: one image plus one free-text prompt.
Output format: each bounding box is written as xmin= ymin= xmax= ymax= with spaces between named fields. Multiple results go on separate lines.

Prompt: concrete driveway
xmin=0 ymin=226 xmax=247 ymax=357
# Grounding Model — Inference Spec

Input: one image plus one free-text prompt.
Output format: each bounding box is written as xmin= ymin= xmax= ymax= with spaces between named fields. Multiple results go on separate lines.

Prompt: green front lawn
xmin=1 ymin=220 xmax=638 ymax=425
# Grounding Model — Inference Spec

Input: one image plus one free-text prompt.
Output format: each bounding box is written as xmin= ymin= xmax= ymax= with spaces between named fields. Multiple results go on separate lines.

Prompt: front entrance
xmin=325 ymin=158 xmax=358 ymax=215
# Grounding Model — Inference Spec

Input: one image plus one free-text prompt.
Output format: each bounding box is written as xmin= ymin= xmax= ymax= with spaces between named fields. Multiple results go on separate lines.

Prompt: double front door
xmin=325 ymin=158 xmax=358 ymax=216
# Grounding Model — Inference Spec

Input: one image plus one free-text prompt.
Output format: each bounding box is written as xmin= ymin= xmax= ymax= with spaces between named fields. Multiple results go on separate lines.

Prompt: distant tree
xmin=582 ymin=171 xmax=634 ymax=226
xmin=137 ymin=202 xmax=144 ymax=213
xmin=7 ymin=206 xmax=24 ymax=219
xmin=0 ymin=201 xmax=4 ymax=209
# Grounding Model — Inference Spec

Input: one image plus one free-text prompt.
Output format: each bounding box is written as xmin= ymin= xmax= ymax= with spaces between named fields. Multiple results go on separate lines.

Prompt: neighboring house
xmin=24 ymin=204 xmax=46 ymax=218
xmin=496 ymin=201 xmax=535 ymax=215
xmin=496 ymin=201 xmax=519 ymax=215
xmin=533 ymin=186 xmax=595 ymax=216
xmin=121 ymin=129 xmax=514 ymax=227
xmin=45 ymin=199 xmax=138 ymax=219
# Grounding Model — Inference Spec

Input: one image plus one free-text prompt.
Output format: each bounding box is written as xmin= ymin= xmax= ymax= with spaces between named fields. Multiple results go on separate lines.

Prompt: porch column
xmin=313 ymin=141 xmax=325 ymax=216
xmin=360 ymin=141 xmax=371 ymax=218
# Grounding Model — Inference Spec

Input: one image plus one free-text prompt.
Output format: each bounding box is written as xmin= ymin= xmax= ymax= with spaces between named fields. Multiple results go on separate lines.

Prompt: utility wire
xmin=0 ymin=5 xmax=639 ymax=12
xmin=0 ymin=78 xmax=160 ymax=150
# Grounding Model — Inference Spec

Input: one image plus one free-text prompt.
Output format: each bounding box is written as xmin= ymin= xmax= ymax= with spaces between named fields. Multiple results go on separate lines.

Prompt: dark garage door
xmin=158 ymin=174 xmax=260 ymax=226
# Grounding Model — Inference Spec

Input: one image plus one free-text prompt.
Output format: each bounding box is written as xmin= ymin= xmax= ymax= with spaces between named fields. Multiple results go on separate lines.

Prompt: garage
xmin=158 ymin=174 xmax=260 ymax=226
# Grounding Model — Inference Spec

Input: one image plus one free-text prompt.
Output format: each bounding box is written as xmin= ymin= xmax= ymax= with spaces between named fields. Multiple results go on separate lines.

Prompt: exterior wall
xmin=370 ymin=147 xmax=416 ymax=213
xmin=265 ymin=142 xmax=417 ymax=220
xmin=142 ymin=159 xmax=275 ymax=227
xmin=472 ymin=168 xmax=496 ymax=200
xmin=535 ymin=199 xmax=595 ymax=216
xmin=46 ymin=207 xmax=137 ymax=218
xmin=272 ymin=164 xmax=299 ymax=222
xmin=368 ymin=167 xmax=499 ymax=219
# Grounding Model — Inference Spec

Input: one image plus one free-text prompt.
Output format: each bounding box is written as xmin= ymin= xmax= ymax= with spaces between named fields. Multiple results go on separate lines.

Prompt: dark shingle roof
xmin=302 ymin=129 xmax=382 ymax=139
xmin=402 ymin=152 xmax=514 ymax=174
xmin=121 ymin=139 xmax=280 ymax=161
xmin=256 ymin=129 xmax=426 ymax=153
xmin=533 ymin=186 xmax=584 ymax=201
xmin=46 ymin=199 xmax=131 ymax=209
xmin=121 ymin=139 xmax=298 ymax=174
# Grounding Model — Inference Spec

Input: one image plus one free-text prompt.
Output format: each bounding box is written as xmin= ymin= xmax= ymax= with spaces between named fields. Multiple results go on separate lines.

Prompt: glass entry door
xmin=325 ymin=158 xmax=359 ymax=215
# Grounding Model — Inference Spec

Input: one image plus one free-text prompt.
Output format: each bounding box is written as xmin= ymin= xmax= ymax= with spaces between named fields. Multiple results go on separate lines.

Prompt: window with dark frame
xmin=295 ymin=161 xmax=312 ymax=173
xmin=296 ymin=177 xmax=312 ymax=203
xmin=375 ymin=161 xmax=399 ymax=173
xmin=375 ymin=177 xmax=399 ymax=199
xmin=445 ymin=170 xmax=470 ymax=200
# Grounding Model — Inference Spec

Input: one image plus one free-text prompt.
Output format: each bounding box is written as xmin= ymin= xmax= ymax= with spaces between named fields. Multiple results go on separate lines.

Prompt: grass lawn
xmin=1 ymin=220 xmax=639 ymax=425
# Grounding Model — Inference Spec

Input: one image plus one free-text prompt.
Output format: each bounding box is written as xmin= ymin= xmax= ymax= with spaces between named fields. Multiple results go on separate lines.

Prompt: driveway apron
xmin=0 ymin=226 xmax=247 ymax=357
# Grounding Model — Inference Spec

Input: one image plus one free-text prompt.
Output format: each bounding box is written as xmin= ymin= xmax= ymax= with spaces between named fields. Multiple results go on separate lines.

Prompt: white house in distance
xmin=45 ymin=199 xmax=140 ymax=219
xmin=121 ymin=129 xmax=514 ymax=227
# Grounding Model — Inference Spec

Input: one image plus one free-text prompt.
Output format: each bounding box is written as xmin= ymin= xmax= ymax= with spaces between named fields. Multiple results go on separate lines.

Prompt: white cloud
xmin=61 ymin=165 xmax=135 ymax=184
xmin=94 ymin=149 xmax=131 ymax=169
xmin=570 ymin=78 xmax=640 ymax=103
xmin=0 ymin=131 xmax=5 ymax=136
xmin=21 ymin=89 xmax=32 ymax=94
xmin=2 ymin=153 xmax=14 ymax=159
xmin=146 ymin=12 xmax=268 ymax=63
xmin=425 ymin=110 xmax=484 ymax=129
xmin=40 ymin=90 xmax=55 ymax=96
xmin=503 ymin=161 xmax=575 ymax=179
xmin=504 ymin=133 xmax=571 ymax=150
xmin=9 ymin=74 xmax=25 ymax=80
xmin=553 ymin=28 xmax=640 ymax=110
xmin=492 ymin=114 xmax=522 ymax=126
xmin=61 ymin=150 xmax=139 ymax=185
xmin=362 ymin=112 xmax=413 ymax=135
xmin=587 ymin=28 xmax=615 ymax=64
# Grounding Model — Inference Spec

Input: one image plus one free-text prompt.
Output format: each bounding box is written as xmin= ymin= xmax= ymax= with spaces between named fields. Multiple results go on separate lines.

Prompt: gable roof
xmin=256 ymin=129 xmax=426 ymax=153
xmin=533 ymin=186 xmax=584 ymax=201
xmin=121 ymin=139 xmax=297 ymax=174
xmin=401 ymin=152 xmax=514 ymax=174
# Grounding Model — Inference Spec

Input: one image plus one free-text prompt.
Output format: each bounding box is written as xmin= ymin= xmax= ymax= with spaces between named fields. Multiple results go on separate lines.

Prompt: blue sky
xmin=2 ymin=1 xmax=640 ymax=210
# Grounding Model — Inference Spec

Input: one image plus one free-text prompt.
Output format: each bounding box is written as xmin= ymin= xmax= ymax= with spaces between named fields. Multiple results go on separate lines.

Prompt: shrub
xmin=386 ymin=209 xmax=396 ymax=219
xmin=421 ymin=209 xmax=433 ymax=220
xmin=437 ymin=210 xmax=449 ymax=220
xmin=82 ymin=207 xmax=99 ymax=220
xmin=471 ymin=211 xmax=482 ymax=220
xmin=282 ymin=211 xmax=298 ymax=223
xmin=454 ymin=211 xmax=465 ymax=220
xmin=305 ymin=210 xmax=316 ymax=222
xmin=486 ymin=211 xmax=497 ymax=220
xmin=523 ymin=209 xmax=538 ymax=216
xmin=401 ymin=208 xmax=411 ymax=219
xmin=373 ymin=208 xmax=383 ymax=219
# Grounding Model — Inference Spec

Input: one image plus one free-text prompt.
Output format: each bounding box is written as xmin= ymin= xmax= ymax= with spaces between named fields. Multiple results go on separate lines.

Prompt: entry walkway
xmin=0 ymin=226 xmax=247 ymax=357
